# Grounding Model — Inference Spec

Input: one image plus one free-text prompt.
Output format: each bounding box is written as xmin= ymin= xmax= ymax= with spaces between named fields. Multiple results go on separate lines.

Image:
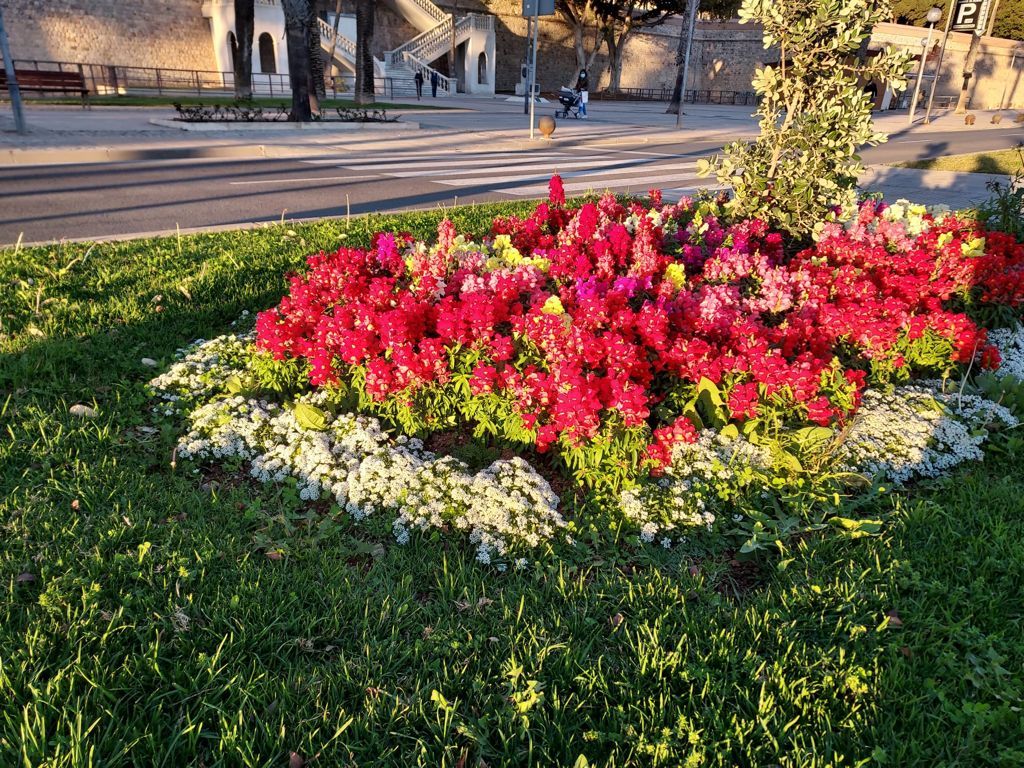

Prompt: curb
xmin=148 ymin=118 xmax=420 ymax=132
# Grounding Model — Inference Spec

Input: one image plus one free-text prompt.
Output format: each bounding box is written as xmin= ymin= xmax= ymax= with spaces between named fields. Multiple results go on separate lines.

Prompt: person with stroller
xmin=575 ymin=69 xmax=589 ymax=118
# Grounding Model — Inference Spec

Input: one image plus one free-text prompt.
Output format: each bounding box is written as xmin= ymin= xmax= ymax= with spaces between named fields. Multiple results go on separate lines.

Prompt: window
xmin=477 ymin=52 xmax=487 ymax=85
xmin=228 ymin=31 xmax=238 ymax=71
xmin=258 ymin=33 xmax=277 ymax=74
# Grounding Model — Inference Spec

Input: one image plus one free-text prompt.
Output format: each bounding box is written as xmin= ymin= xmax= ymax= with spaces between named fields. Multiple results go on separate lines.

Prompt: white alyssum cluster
xmin=620 ymin=431 xmax=772 ymax=542
xmin=148 ymin=332 xmax=255 ymax=412
xmin=155 ymin=355 xmax=566 ymax=563
xmin=836 ymin=382 xmax=1017 ymax=484
xmin=621 ymin=378 xmax=1018 ymax=539
xmin=988 ymin=324 xmax=1024 ymax=381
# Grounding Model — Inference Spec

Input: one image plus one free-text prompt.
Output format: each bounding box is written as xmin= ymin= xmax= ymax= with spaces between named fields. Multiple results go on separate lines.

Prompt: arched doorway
xmin=258 ymin=33 xmax=277 ymax=74
xmin=227 ymin=31 xmax=238 ymax=72
xmin=477 ymin=52 xmax=487 ymax=85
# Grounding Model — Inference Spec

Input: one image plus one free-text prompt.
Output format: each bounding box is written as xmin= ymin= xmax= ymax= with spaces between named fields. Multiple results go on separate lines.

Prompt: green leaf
xmin=829 ymin=517 xmax=884 ymax=538
xmin=696 ymin=377 xmax=725 ymax=406
xmin=224 ymin=375 xmax=244 ymax=395
xmin=294 ymin=401 xmax=328 ymax=431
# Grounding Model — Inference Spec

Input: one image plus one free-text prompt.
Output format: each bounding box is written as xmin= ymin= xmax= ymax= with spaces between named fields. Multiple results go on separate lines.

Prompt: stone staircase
xmin=316 ymin=0 xmax=494 ymax=96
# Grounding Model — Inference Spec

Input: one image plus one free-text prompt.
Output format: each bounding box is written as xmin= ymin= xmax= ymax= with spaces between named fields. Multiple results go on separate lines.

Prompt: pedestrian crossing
xmin=299 ymin=147 xmax=723 ymax=200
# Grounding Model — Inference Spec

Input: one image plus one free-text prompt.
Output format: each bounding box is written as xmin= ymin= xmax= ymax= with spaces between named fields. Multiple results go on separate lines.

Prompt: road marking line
xmin=300 ymin=152 xmax=570 ymax=168
xmin=229 ymin=174 xmax=380 ymax=185
xmin=587 ymin=147 xmax=693 ymax=159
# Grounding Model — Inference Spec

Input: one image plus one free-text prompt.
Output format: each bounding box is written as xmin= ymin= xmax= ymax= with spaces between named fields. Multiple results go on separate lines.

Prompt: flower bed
xmin=150 ymin=178 xmax=1024 ymax=565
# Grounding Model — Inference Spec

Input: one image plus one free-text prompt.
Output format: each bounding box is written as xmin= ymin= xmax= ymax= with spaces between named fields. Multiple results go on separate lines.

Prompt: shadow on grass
xmin=2 ymin=210 xmax=1023 ymax=766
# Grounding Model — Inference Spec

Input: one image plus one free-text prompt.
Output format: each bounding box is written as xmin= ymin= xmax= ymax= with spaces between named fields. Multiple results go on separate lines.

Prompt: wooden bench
xmin=0 ymin=69 xmax=89 ymax=106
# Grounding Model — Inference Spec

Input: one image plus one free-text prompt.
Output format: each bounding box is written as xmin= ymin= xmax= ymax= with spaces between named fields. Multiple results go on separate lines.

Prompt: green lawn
xmin=25 ymin=95 xmax=449 ymax=110
xmin=1 ymin=207 xmax=1022 ymax=767
xmin=896 ymin=148 xmax=1024 ymax=175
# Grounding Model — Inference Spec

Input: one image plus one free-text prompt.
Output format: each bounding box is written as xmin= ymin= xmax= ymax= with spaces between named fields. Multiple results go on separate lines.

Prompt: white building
xmin=202 ymin=0 xmax=496 ymax=96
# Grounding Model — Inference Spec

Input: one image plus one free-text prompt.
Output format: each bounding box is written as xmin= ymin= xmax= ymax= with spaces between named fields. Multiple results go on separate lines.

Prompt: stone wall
xmin=433 ymin=1 xmax=762 ymax=95
xmin=2 ymin=0 xmax=217 ymax=71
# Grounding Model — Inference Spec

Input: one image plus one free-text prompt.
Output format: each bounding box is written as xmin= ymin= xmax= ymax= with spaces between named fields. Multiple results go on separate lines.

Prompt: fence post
xmin=156 ymin=68 xmax=162 ymax=95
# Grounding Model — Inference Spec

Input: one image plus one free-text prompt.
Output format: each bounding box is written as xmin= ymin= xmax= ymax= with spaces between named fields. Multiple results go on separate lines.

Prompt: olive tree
xmin=699 ymin=0 xmax=911 ymax=237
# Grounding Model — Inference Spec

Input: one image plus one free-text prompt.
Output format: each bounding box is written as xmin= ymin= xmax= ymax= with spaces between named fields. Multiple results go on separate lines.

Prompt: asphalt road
xmin=2 ymin=128 xmax=1022 ymax=245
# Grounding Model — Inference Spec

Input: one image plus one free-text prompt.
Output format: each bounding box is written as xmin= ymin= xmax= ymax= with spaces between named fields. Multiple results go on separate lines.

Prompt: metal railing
xmin=6 ymin=59 xmax=424 ymax=100
xmin=591 ymin=87 xmax=757 ymax=105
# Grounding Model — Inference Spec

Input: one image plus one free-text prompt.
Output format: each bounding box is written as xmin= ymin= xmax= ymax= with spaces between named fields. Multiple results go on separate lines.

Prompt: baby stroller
xmin=556 ymin=87 xmax=583 ymax=119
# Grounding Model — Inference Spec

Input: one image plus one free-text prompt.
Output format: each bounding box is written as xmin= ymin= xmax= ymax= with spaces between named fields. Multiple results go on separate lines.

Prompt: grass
xmin=17 ymin=95 xmax=450 ymax=110
xmin=2 ymin=206 xmax=1023 ymax=767
xmin=896 ymin=148 xmax=1024 ymax=175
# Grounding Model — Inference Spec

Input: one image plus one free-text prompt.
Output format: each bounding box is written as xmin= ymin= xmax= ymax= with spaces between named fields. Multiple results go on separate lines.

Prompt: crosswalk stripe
xmin=300 ymin=148 xmax=716 ymax=199
xmin=383 ymin=158 xmax=687 ymax=179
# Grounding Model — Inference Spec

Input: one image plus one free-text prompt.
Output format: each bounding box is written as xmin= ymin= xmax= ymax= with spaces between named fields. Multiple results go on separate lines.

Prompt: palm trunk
xmin=308 ymin=10 xmax=325 ymax=105
xmin=233 ymin=0 xmax=254 ymax=99
xmin=355 ymin=0 xmax=376 ymax=105
xmin=282 ymin=0 xmax=313 ymax=121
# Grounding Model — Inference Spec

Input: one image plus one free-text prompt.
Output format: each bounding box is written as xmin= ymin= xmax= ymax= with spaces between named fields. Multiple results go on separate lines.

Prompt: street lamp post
xmin=908 ymin=7 xmax=943 ymax=124
xmin=923 ymin=1 xmax=955 ymax=124
xmin=999 ymin=44 xmax=1024 ymax=111
xmin=0 ymin=4 xmax=26 ymax=134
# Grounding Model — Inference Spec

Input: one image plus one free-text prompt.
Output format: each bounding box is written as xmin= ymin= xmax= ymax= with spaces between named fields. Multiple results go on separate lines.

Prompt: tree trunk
xmin=233 ymin=0 xmax=254 ymax=99
xmin=282 ymin=0 xmax=312 ymax=121
xmin=308 ymin=10 xmax=325 ymax=106
xmin=667 ymin=15 xmax=689 ymax=114
xmin=355 ymin=0 xmax=376 ymax=105
xmin=606 ymin=27 xmax=632 ymax=94
xmin=955 ymin=32 xmax=982 ymax=114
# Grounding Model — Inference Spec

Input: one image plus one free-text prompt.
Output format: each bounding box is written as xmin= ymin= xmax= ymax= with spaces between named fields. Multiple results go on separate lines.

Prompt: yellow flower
xmin=961 ymin=236 xmax=986 ymax=258
xmin=541 ymin=296 xmax=565 ymax=315
xmin=664 ymin=262 xmax=687 ymax=290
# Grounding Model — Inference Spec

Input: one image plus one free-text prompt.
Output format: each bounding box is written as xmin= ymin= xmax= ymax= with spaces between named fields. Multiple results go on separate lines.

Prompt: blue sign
xmin=523 ymin=0 xmax=556 ymax=16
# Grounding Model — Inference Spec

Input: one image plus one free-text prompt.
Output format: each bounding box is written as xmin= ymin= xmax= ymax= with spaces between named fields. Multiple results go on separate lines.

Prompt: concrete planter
xmin=149 ymin=118 xmax=418 ymax=132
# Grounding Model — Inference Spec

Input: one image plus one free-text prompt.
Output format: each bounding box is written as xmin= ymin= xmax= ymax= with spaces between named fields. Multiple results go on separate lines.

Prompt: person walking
xmin=430 ymin=70 xmax=439 ymax=98
xmin=575 ymin=69 xmax=589 ymax=118
xmin=414 ymin=70 xmax=424 ymax=100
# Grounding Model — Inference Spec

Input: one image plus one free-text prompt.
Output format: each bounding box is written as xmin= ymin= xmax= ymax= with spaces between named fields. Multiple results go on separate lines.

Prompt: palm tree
xmin=282 ymin=0 xmax=313 ymax=120
xmin=308 ymin=9 xmax=326 ymax=102
xmin=233 ymin=0 xmax=255 ymax=100
xmin=355 ymin=0 xmax=375 ymax=105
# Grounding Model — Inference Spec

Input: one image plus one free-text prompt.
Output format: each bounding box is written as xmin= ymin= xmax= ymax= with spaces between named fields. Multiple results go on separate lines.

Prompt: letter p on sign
xmin=951 ymin=0 xmax=988 ymax=31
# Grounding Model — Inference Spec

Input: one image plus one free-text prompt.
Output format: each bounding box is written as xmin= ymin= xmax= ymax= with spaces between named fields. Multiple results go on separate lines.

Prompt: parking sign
xmin=950 ymin=0 xmax=990 ymax=32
